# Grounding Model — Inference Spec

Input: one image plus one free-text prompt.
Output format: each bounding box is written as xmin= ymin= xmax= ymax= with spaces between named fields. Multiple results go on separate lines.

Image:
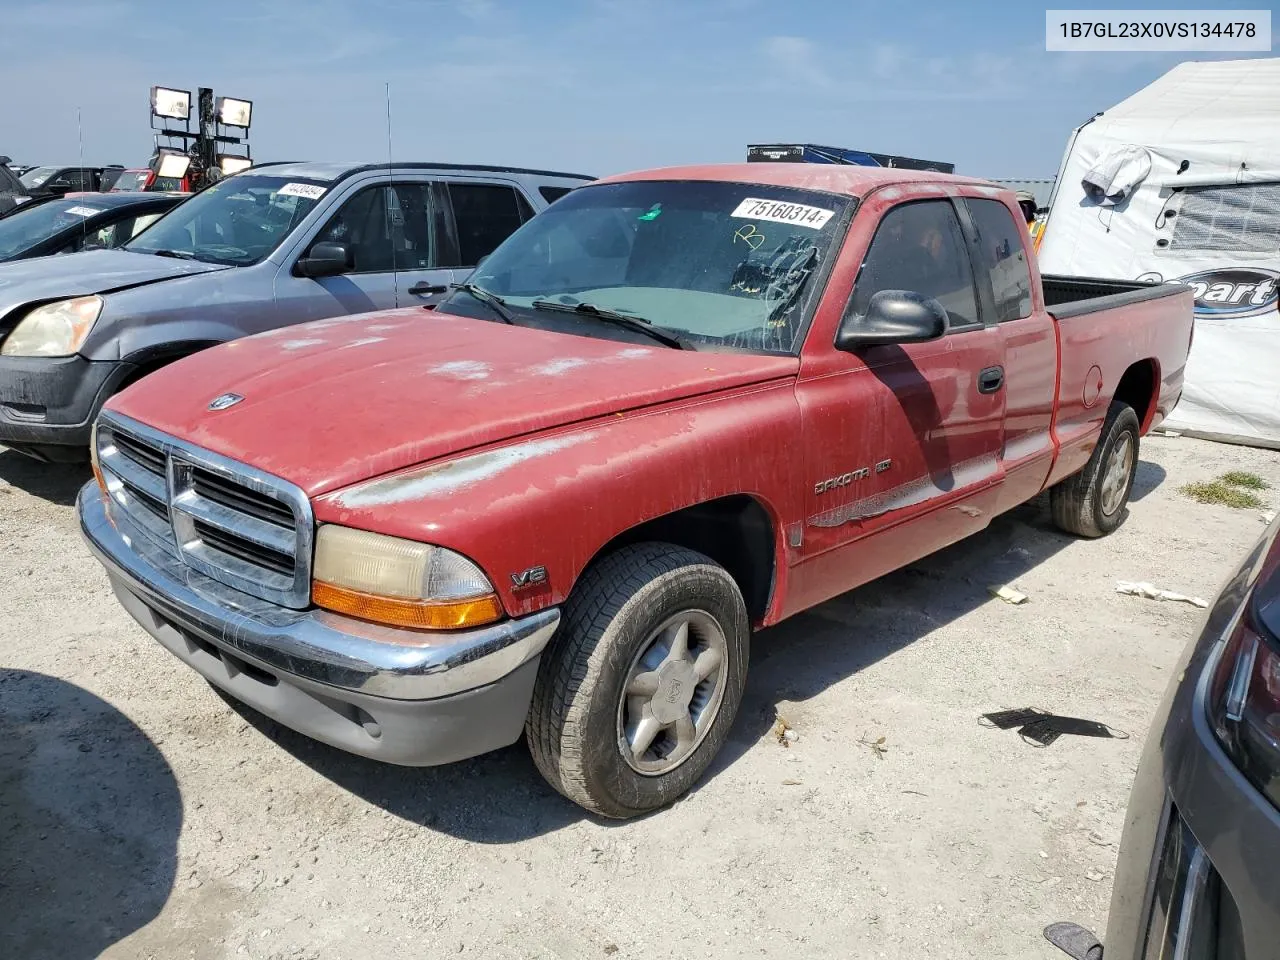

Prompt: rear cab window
xmin=965 ymin=198 xmax=1033 ymax=321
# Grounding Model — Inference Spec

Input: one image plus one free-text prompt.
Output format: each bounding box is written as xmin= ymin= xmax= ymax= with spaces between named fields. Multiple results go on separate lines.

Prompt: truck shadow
xmin=716 ymin=495 xmax=1074 ymax=776
xmin=0 ymin=670 xmax=181 ymax=960
xmin=228 ymin=491 xmax=1108 ymax=842
xmin=0 ymin=449 xmax=92 ymax=507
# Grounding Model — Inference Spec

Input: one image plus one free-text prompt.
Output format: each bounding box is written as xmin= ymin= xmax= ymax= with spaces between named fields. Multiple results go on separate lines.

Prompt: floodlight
xmin=219 ymin=155 xmax=253 ymax=175
xmin=151 ymin=86 xmax=191 ymax=121
xmin=156 ymin=150 xmax=191 ymax=179
xmin=216 ymin=97 xmax=253 ymax=128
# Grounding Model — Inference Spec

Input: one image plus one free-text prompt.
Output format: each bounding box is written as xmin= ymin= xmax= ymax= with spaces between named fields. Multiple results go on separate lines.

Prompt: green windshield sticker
xmin=637 ymin=203 xmax=662 ymax=221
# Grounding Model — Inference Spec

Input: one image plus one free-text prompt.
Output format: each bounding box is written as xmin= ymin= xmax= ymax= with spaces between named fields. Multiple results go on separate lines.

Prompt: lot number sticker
xmin=731 ymin=197 xmax=834 ymax=229
xmin=277 ymin=182 xmax=327 ymax=200
xmin=63 ymin=206 xmax=100 ymax=217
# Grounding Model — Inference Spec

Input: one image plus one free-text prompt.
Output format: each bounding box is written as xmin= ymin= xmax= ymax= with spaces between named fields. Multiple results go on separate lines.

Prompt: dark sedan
xmin=0 ymin=192 xmax=185 ymax=262
xmin=1090 ymin=518 xmax=1280 ymax=960
xmin=18 ymin=165 xmax=122 ymax=197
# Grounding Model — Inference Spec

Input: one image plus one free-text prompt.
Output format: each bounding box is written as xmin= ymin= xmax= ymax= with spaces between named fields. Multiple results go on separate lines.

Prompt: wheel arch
xmin=119 ymin=340 xmax=223 ymax=389
xmin=1113 ymin=358 xmax=1160 ymax=433
xmin=572 ymin=494 xmax=781 ymax=625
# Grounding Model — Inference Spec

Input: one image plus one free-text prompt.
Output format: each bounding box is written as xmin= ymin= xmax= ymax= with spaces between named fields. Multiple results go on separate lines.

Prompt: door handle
xmin=407 ymin=281 xmax=448 ymax=296
xmin=977 ymin=365 xmax=1005 ymax=394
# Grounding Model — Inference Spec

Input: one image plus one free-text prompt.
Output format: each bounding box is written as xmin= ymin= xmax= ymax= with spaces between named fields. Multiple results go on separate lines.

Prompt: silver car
xmin=0 ymin=161 xmax=591 ymax=460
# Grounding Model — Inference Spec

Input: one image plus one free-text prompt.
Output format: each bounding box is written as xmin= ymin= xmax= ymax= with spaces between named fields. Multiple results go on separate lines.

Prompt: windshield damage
xmin=436 ymin=180 xmax=850 ymax=354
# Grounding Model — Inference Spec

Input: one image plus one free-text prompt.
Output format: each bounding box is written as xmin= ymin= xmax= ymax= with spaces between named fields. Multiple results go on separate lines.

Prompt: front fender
xmin=81 ymin=266 xmax=278 ymax=361
xmin=314 ymin=382 xmax=803 ymax=620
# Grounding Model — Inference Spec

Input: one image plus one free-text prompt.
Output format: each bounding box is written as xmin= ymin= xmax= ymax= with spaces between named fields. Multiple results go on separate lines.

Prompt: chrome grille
xmin=95 ymin=412 xmax=314 ymax=609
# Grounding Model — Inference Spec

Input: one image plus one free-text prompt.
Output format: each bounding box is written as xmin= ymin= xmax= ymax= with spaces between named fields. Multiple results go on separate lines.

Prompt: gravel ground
xmin=3 ymin=434 xmax=1279 ymax=960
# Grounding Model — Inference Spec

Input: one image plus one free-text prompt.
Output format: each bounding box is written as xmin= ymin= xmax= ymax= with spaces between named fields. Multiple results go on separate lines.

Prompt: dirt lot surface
xmin=3 ymin=434 xmax=1279 ymax=960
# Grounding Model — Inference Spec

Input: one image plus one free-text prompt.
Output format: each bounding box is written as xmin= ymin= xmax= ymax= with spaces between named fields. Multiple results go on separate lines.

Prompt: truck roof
xmin=599 ymin=163 xmax=998 ymax=198
xmin=249 ymin=161 xmax=596 ymax=184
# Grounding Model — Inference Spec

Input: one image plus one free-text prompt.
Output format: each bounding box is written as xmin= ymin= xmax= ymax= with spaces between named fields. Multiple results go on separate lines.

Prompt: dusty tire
xmin=1050 ymin=401 xmax=1140 ymax=538
xmin=526 ymin=542 xmax=749 ymax=819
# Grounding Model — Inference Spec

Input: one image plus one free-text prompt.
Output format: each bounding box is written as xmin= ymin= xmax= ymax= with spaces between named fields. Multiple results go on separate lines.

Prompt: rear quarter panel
xmin=1047 ymin=288 xmax=1194 ymax=485
xmin=313 ymin=380 xmax=805 ymax=624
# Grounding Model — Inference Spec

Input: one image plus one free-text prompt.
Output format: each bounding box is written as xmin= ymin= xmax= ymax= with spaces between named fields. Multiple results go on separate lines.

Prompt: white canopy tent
xmin=1039 ymin=58 xmax=1280 ymax=448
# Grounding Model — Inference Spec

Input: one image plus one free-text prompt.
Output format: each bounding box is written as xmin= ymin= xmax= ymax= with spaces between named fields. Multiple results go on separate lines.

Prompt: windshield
xmin=124 ymin=174 xmax=328 ymax=266
xmin=20 ymin=167 xmax=58 ymax=188
xmin=0 ymin=198 xmax=104 ymax=258
xmin=441 ymin=180 xmax=852 ymax=353
xmin=110 ymin=171 xmax=150 ymax=192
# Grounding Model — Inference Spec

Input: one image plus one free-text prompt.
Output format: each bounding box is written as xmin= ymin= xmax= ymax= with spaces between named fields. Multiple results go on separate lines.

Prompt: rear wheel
xmin=1051 ymin=401 xmax=1140 ymax=538
xmin=526 ymin=543 xmax=749 ymax=818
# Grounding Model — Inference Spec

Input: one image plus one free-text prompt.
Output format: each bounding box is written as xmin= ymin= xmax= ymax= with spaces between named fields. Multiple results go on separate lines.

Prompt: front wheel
xmin=1051 ymin=401 xmax=1140 ymax=538
xmin=526 ymin=543 xmax=749 ymax=818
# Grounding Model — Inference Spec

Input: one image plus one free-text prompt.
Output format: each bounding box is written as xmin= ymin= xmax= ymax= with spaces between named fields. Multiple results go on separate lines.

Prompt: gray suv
xmin=1055 ymin=519 xmax=1280 ymax=960
xmin=0 ymin=161 xmax=591 ymax=460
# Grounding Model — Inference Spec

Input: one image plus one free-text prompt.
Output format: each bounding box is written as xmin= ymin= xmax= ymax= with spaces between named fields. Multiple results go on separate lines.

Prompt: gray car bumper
xmin=78 ymin=482 xmax=560 ymax=766
xmin=0 ymin=355 xmax=133 ymax=458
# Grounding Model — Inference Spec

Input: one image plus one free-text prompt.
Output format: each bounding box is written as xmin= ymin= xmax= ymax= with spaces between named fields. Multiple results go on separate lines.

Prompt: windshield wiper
xmin=450 ymin=282 xmax=515 ymax=325
xmin=529 ymin=299 xmax=695 ymax=351
xmin=149 ymin=248 xmax=196 ymax=260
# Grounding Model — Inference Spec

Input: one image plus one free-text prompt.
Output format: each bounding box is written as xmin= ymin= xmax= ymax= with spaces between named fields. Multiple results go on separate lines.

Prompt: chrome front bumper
xmin=78 ymin=481 xmax=561 ymax=765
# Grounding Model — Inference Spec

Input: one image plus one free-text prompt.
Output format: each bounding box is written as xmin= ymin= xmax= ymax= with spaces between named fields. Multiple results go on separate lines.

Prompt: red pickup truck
xmin=78 ymin=164 xmax=1194 ymax=818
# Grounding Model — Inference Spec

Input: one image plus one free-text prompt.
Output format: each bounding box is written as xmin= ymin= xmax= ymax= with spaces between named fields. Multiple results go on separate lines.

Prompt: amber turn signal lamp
xmin=311 ymin=580 xmax=503 ymax=631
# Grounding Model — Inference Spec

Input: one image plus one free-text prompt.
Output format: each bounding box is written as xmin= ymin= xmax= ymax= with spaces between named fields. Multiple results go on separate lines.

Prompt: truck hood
xmin=0 ymin=249 xmax=230 ymax=325
xmin=108 ymin=309 xmax=800 ymax=497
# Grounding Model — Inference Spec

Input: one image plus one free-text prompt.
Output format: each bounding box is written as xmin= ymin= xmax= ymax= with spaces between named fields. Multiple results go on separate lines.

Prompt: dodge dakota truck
xmin=78 ymin=164 xmax=1195 ymax=818
xmin=0 ymin=161 xmax=590 ymax=461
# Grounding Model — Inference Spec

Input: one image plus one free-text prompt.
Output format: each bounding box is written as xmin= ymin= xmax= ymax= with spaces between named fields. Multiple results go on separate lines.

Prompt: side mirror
xmin=46 ymin=181 xmax=72 ymax=197
xmin=295 ymin=241 xmax=353 ymax=279
xmin=834 ymin=290 xmax=948 ymax=351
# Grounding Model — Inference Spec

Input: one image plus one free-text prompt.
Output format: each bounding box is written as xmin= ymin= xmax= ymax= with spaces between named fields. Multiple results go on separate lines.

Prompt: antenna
xmin=385 ymin=81 xmax=399 ymax=304
xmin=76 ymin=108 xmax=87 ymax=243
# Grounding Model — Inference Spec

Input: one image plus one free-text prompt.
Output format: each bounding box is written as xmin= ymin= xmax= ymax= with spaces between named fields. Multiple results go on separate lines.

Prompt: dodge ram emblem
xmin=208 ymin=393 xmax=244 ymax=411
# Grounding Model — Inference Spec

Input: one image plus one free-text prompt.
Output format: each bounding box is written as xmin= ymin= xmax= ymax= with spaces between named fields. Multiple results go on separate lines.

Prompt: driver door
xmin=789 ymin=198 xmax=1007 ymax=611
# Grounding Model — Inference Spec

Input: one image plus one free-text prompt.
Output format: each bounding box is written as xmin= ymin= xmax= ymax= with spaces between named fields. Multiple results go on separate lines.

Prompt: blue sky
xmin=2 ymin=0 xmax=1271 ymax=178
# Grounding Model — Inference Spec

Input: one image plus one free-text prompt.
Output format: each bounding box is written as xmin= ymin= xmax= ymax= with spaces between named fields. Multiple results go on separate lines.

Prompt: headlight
xmin=1 ymin=296 xmax=103 ymax=357
xmin=1208 ymin=601 xmax=1280 ymax=811
xmin=312 ymin=525 xmax=502 ymax=631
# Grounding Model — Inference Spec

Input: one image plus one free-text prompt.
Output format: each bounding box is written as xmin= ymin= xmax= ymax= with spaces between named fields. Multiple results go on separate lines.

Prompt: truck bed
xmin=1043 ymin=275 xmax=1187 ymax=320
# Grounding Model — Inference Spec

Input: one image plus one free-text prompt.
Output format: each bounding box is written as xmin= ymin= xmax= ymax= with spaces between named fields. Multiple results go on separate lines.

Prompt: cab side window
xmin=847 ymin=200 xmax=979 ymax=330
xmin=966 ymin=199 xmax=1033 ymax=321
xmin=312 ymin=184 xmax=442 ymax=273
xmin=445 ymin=183 xmax=529 ymax=268
xmin=312 ymin=186 xmax=396 ymax=273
